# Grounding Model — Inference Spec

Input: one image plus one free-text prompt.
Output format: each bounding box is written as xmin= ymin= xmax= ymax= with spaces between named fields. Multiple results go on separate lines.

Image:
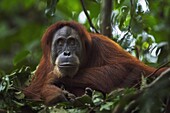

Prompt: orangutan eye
xmin=67 ymin=37 xmax=76 ymax=46
xmin=57 ymin=38 xmax=65 ymax=46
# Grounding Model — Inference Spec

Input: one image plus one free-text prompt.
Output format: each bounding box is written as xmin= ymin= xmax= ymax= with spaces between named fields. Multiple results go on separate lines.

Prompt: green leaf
xmin=131 ymin=16 xmax=143 ymax=34
xmin=0 ymin=75 xmax=10 ymax=93
xmin=73 ymin=94 xmax=93 ymax=107
xmin=100 ymin=102 xmax=114 ymax=111
xmin=140 ymin=75 xmax=148 ymax=89
xmin=92 ymin=90 xmax=104 ymax=106
xmin=45 ymin=0 xmax=59 ymax=17
xmin=10 ymin=66 xmax=31 ymax=88
xmin=13 ymin=50 xmax=30 ymax=66
xmin=12 ymin=100 xmax=24 ymax=106
xmin=119 ymin=6 xmax=129 ymax=29
xmin=142 ymin=42 xmax=149 ymax=50
xmin=14 ymin=91 xmax=25 ymax=100
xmin=68 ymin=108 xmax=88 ymax=113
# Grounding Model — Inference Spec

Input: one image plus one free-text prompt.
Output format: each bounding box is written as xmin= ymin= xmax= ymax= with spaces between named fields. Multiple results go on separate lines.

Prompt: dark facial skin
xmin=51 ymin=26 xmax=83 ymax=78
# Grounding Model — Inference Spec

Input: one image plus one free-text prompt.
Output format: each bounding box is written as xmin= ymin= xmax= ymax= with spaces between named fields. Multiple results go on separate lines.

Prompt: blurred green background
xmin=0 ymin=0 xmax=170 ymax=73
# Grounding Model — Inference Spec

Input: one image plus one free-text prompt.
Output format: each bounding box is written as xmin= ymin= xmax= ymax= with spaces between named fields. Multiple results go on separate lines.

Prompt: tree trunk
xmin=100 ymin=0 xmax=113 ymax=38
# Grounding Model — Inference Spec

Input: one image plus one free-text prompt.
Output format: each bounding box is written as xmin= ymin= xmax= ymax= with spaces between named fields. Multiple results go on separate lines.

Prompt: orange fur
xmin=24 ymin=21 xmax=167 ymax=105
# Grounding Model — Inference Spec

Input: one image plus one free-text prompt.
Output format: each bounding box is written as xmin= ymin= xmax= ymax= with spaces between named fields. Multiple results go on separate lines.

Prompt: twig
xmin=132 ymin=61 xmax=170 ymax=88
xmin=134 ymin=46 xmax=139 ymax=59
xmin=165 ymin=97 xmax=170 ymax=113
xmin=147 ymin=61 xmax=170 ymax=78
xmin=80 ymin=0 xmax=99 ymax=33
xmin=128 ymin=0 xmax=134 ymax=32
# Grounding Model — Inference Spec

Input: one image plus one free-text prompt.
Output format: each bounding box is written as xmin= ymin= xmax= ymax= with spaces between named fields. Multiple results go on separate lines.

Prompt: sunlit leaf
xmin=142 ymin=42 xmax=149 ymax=50
xmin=136 ymin=0 xmax=149 ymax=14
xmin=0 ymin=75 xmax=10 ymax=93
xmin=100 ymin=102 xmax=114 ymax=111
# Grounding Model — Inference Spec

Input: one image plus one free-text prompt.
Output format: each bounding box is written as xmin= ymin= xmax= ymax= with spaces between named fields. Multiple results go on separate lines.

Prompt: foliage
xmin=0 ymin=0 xmax=170 ymax=113
xmin=0 ymin=67 xmax=170 ymax=113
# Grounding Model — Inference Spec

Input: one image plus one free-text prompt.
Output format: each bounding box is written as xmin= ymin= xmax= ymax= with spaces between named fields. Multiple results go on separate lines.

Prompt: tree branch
xmin=100 ymin=0 xmax=113 ymax=37
xmin=80 ymin=0 xmax=99 ymax=33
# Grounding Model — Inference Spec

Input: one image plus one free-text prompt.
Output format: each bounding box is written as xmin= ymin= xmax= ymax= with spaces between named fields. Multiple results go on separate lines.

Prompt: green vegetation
xmin=0 ymin=0 xmax=170 ymax=113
